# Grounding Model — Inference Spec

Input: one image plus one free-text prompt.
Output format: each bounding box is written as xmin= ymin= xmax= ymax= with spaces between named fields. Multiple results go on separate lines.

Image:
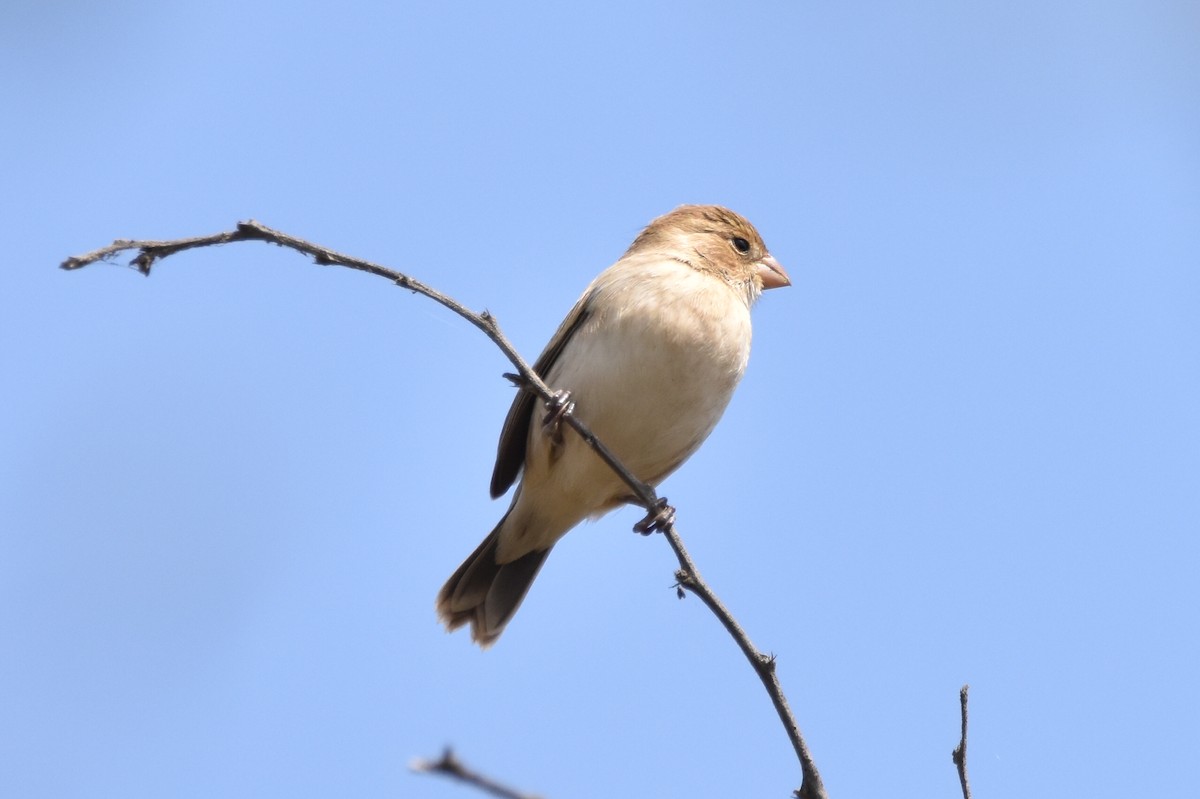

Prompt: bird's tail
xmin=436 ymin=513 xmax=552 ymax=648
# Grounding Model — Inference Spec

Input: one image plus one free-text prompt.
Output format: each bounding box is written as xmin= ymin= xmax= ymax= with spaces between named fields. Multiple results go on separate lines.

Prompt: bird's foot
xmin=633 ymin=497 xmax=676 ymax=535
xmin=542 ymin=389 xmax=575 ymax=445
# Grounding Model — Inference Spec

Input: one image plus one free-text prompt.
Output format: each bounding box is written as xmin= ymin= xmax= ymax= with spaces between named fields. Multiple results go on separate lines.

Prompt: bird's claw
xmin=542 ymin=389 xmax=575 ymax=445
xmin=633 ymin=498 xmax=675 ymax=535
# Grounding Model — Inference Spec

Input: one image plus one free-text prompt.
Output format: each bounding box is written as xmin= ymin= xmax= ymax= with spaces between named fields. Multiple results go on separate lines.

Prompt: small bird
xmin=436 ymin=205 xmax=790 ymax=646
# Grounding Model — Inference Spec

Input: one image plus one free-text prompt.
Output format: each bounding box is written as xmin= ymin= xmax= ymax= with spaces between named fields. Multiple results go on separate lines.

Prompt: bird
xmin=436 ymin=205 xmax=790 ymax=646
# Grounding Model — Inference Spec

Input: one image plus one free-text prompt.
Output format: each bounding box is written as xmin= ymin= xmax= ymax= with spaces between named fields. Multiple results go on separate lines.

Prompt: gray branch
xmin=62 ymin=221 xmax=827 ymax=799
xmin=411 ymin=749 xmax=543 ymax=799
xmin=952 ymin=684 xmax=973 ymax=799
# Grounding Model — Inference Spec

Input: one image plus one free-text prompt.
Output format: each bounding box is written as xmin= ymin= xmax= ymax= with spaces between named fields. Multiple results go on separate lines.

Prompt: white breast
xmin=499 ymin=256 xmax=753 ymax=557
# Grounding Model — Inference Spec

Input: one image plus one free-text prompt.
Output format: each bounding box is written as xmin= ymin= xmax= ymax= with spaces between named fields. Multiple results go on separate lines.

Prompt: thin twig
xmin=62 ymin=222 xmax=618 ymax=481
xmin=62 ymin=223 xmax=826 ymax=799
xmin=952 ymin=684 xmax=972 ymax=799
xmin=666 ymin=528 xmax=825 ymax=799
xmin=411 ymin=748 xmax=543 ymax=799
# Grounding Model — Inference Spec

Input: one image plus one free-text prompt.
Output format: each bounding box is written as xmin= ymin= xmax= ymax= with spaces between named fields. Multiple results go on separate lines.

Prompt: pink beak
xmin=757 ymin=254 xmax=791 ymax=290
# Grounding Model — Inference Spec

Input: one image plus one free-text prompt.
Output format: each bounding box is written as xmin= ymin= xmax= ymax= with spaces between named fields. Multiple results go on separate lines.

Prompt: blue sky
xmin=3 ymin=1 xmax=1198 ymax=797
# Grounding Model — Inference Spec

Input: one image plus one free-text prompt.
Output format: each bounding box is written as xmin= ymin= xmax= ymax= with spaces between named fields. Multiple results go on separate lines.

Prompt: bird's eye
xmin=731 ymin=236 xmax=751 ymax=254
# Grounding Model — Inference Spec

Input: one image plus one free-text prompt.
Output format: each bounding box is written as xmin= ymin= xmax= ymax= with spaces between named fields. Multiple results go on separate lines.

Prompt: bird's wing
xmin=489 ymin=292 xmax=594 ymax=498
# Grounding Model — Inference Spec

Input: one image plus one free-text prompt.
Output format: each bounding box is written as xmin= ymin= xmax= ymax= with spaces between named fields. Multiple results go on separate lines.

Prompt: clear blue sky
xmin=3 ymin=1 xmax=1197 ymax=797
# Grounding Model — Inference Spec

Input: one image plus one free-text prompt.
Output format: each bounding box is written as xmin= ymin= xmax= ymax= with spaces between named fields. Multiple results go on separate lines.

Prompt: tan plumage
xmin=436 ymin=205 xmax=790 ymax=646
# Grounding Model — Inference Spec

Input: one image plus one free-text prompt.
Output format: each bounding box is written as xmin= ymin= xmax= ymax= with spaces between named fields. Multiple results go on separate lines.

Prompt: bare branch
xmin=411 ymin=748 xmax=543 ymax=799
xmin=668 ymin=531 xmax=826 ymax=799
xmin=62 ymin=223 xmax=826 ymax=799
xmin=61 ymin=221 xmax=647 ymax=503
xmin=952 ymin=684 xmax=973 ymax=799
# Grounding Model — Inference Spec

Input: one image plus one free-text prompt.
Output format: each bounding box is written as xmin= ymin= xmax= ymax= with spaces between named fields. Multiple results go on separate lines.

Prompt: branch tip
xmin=412 ymin=747 xmax=540 ymax=799
xmin=953 ymin=684 xmax=972 ymax=799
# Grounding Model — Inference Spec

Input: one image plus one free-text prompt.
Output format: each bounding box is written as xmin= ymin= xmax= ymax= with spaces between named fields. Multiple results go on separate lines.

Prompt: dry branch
xmin=62 ymin=221 xmax=827 ymax=799
xmin=952 ymin=684 xmax=973 ymax=799
xmin=411 ymin=748 xmax=542 ymax=799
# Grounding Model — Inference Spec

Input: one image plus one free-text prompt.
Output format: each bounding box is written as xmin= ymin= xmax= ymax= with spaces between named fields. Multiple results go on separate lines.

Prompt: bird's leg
xmin=542 ymin=389 xmax=575 ymax=446
xmin=633 ymin=497 xmax=676 ymax=535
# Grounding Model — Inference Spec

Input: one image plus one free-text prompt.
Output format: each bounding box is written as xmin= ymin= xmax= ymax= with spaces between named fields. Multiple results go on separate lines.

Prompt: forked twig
xmin=62 ymin=221 xmax=827 ymax=799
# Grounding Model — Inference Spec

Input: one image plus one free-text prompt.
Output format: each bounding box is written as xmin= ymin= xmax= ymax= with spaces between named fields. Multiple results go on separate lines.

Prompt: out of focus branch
xmin=62 ymin=222 xmax=826 ymax=799
xmin=411 ymin=748 xmax=542 ymax=799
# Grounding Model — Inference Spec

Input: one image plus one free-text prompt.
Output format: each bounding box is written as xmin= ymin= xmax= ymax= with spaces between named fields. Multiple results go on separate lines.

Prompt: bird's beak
xmin=757 ymin=255 xmax=791 ymax=290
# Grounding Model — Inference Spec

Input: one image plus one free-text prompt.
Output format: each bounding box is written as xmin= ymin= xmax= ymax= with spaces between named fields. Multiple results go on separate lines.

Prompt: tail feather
xmin=437 ymin=520 xmax=552 ymax=647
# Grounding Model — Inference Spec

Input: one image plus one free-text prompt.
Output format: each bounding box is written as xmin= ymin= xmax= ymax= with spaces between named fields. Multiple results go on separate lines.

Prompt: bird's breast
xmin=544 ymin=264 xmax=752 ymax=484
xmin=499 ymin=259 xmax=755 ymax=557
